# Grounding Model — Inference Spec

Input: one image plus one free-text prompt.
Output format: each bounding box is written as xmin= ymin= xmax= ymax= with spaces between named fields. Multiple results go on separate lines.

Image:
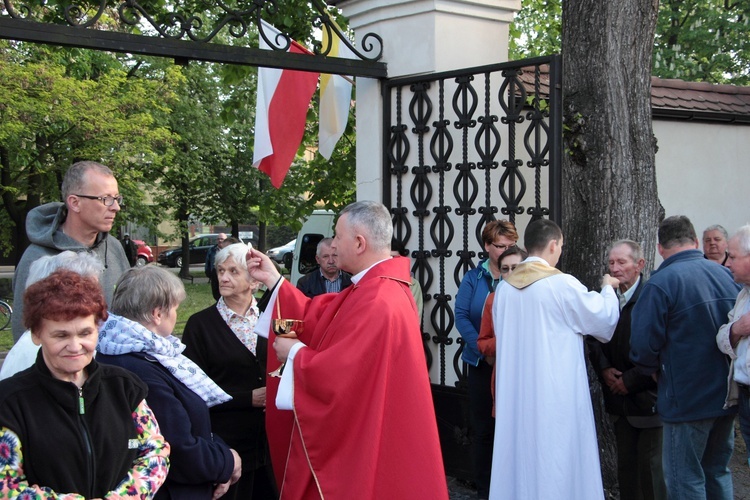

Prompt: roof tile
xmin=518 ymin=65 xmax=750 ymax=119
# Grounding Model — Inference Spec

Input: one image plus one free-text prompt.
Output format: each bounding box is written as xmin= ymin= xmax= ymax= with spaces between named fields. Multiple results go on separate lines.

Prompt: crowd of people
xmin=2 ymin=159 xmax=749 ymax=500
xmin=454 ymin=216 xmax=746 ymax=500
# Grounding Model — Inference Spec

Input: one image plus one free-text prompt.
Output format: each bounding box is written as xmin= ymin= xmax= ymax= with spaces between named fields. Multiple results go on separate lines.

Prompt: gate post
xmin=336 ymin=0 xmax=521 ymax=201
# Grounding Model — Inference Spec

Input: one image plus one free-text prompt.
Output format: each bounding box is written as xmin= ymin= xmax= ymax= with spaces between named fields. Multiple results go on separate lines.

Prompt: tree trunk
xmin=178 ymin=205 xmax=191 ymax=280
xmin=562 ymin=0 xmax=663 ymax=497
xmin=258 ymin=221 xmax=267 ymax=253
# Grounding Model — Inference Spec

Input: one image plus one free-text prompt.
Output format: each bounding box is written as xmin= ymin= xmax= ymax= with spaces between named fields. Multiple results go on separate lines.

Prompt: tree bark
xmin=562 ymin=0 xmax=663 ymax=497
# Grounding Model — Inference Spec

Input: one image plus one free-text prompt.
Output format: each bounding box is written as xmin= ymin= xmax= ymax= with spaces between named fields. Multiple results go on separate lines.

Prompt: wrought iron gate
xmin=384 ymin=55 xmax=563 ymax=386
xmin=383 ymin=56 xmax=563 ymax=479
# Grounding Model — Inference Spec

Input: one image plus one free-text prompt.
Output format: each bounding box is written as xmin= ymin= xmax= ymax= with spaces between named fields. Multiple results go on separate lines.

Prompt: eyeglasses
xmin=74 ymin=194 xmax=123 ymax=207
xmin=490 ymin=242 xmax=516 ymax=251
xmin=500 ymin=264 xmax=519 ymax=274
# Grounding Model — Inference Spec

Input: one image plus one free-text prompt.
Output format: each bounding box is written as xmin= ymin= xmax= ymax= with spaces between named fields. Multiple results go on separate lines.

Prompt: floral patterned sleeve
xmin=0 ymin=427 xmax=85 ymax=499
xmin=104 ymin=399 xmax=170 ymax=499
xmin=0 ymin=400 xmax=168 ymax=500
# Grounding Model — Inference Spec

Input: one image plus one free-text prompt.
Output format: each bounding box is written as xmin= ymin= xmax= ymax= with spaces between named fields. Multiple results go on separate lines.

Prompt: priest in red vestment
xmin=247 ymin=200 xmax=448 ymax=500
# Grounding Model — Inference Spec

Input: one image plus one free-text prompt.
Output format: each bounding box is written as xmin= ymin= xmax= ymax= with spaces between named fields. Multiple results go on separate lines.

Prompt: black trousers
xmin=467 ymin=361 xmax=495 ymax=499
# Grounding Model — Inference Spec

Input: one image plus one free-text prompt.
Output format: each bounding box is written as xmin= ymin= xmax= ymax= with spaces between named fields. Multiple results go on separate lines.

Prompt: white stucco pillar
xmin=336 ymin=0 xmax=521 ymax=201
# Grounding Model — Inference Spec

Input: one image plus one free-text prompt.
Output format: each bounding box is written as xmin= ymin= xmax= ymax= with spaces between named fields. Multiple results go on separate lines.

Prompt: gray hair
xmin=317 ymin=237 xmax=334 ymax=256
xmin=609 ymin=239 xmax=644 ymax=263
xmin=110 ymin=266 xmax=186 ymax=325
xmin=732 ymin=225 xmax=750 ymax=255
xmin=215 ymin=242 xmax=251 ymax=270
xmin=26 ymin=251 xmax=103 ymax=288
xmin=339 ymin=200 xmax=393 ymax=252
xmin=703 ymin=224 xmax=729 ymax=240
xmin=61 ymin=161 xmax=114 ymax=200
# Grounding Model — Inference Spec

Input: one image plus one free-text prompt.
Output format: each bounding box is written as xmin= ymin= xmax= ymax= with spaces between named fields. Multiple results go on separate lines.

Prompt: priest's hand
xmin=246 ymin=248 xmax=281 ymax=289
xmin=601 ymin=274 xmax=619 ymax=290
xmin=274 ymin=336 xmax=301 ymax=363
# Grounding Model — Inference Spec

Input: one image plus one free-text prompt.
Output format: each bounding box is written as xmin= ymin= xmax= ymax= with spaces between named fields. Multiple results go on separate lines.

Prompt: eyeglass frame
xmin=489 ymin=242 xmax=516 ymax=251
xmin=500 ymin=264 xmax=519 ymax=274
xmin=74 ymin=194 xmax=123 ymax=207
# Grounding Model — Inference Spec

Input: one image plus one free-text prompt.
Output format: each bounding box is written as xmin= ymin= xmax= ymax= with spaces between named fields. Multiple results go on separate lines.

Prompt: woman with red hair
xmin=0 ymin=269 xmax=170 ymax=498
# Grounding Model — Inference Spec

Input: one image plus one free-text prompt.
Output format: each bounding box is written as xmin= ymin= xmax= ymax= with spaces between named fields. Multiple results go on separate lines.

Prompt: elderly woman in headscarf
xmin=0 ymin=269 xmax=170 ymax=498
xmin=97 ymin=266 xmax=241 ymax=499
xmin=183 ymin=243 xmax=276 ymax=499
xmin=0 ymin=250 xmax=103 ymax=380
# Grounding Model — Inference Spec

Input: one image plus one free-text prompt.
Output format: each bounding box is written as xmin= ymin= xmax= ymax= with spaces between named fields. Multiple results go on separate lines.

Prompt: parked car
xmin=132 ymin=239 xmax=154 ymax=267
xmin=267 ymin=239 xmax=296 ymax=269
xmin=157 ymin=234 xmax=222 ymax=268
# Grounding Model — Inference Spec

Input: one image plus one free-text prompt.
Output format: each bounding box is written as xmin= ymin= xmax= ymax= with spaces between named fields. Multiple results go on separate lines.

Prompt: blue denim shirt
xmin=630 ymin=249 xmax=740 ymax=423
xmin=455 ymin=260 xmax=500 ymax=366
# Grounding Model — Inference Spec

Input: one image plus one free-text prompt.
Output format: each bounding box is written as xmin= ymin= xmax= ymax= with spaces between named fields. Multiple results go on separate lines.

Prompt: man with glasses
xmin=11 ymin=161 xmax=130 ymax=340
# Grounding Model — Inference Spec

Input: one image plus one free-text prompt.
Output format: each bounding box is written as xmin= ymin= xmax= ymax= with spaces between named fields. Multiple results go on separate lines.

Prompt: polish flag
xmin=253 ymin=21 xmax=319 ymax=188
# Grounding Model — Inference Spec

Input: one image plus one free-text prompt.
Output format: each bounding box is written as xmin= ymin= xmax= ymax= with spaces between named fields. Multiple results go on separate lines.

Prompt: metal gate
xmin=383 ymin=56 xmax=563 ymax=479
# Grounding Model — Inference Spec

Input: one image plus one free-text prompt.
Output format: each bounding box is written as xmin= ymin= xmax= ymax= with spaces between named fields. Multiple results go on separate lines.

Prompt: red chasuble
xmin=264 ymin=257 xmax=447 ymax=499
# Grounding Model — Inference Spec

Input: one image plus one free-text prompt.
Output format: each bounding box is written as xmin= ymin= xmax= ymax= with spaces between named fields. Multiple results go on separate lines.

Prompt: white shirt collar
xmin=620 ymin=276 xmax=641 ymax=304
xmin=351 ymin=257 xmax=392 ymax=284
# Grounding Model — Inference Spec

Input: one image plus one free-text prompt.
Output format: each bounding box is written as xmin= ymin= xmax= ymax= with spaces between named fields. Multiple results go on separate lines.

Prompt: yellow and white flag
xmin=318 ymin=23 xmax=356 ymax=160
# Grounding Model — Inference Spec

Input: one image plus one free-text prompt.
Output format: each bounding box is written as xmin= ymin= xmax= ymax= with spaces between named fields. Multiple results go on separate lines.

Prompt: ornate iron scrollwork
xmin=310 ymin=0 xmax=382 ymax=61
xmin=2 ymin=0 xmax=383 ymax=61
xmin=383 ymin=57 xmax=562 ymax=387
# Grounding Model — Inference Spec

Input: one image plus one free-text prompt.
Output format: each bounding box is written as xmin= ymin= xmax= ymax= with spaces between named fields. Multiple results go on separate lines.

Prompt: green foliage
xmin=0 ymin=41 xmax=180 ymax=255
xmin=654 ymin=0 xmax=750 ymax=84
xmin=0 ymin=2 xmax=358 ymax=260
xmin=509 ymin=0 xmax=562 ymax=60
xmin=509 ymin=0 xmax=749 ymax=84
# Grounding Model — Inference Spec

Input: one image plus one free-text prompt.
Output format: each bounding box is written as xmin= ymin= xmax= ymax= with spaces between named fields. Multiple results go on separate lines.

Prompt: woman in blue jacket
xmin=455 ymin=219 xmax=518 ymax=499
xmin=98 ymin=266 xmax=241 ymax=499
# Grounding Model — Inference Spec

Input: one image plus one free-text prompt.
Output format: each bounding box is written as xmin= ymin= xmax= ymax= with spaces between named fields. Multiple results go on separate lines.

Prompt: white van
xmin=290 ymin=210 xmax=335 ymax=285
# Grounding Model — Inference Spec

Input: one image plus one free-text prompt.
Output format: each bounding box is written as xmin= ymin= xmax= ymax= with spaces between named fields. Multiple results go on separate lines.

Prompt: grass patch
xmin=0 ymin=281 xmax=218 ymax=351
xmin=0 ymin=330 xmax=13 ymax=352
xmin=176 ymin=282 xmax=216 ymax=333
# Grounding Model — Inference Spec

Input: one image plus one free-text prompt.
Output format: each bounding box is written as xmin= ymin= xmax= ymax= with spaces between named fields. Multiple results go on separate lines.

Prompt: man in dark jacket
xmin=120 ymin=234 xmax=138 ymax=267
xmin=589 ymin=240 xmax=666 ymax=500
xmin=205 ymin=233 xmax=228 ymax=300
xmin=296 ymin=237 xmax=352 ymax=298
xmin=631 ymin=216 xmax=740 ymax=499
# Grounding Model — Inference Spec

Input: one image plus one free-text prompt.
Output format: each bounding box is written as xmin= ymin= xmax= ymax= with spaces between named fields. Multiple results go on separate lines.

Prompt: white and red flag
xmin=253 ymin=20 xmax=319 ymax=188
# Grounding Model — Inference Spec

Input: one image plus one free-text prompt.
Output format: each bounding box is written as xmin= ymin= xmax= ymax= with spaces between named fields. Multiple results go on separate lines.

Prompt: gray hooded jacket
xmin=11 ymin=202 xmax=130 ymax=340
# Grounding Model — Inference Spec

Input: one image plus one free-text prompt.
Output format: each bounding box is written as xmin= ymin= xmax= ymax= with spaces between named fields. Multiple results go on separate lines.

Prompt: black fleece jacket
xmin=0 ymin=353 xmax=147 ymax=498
